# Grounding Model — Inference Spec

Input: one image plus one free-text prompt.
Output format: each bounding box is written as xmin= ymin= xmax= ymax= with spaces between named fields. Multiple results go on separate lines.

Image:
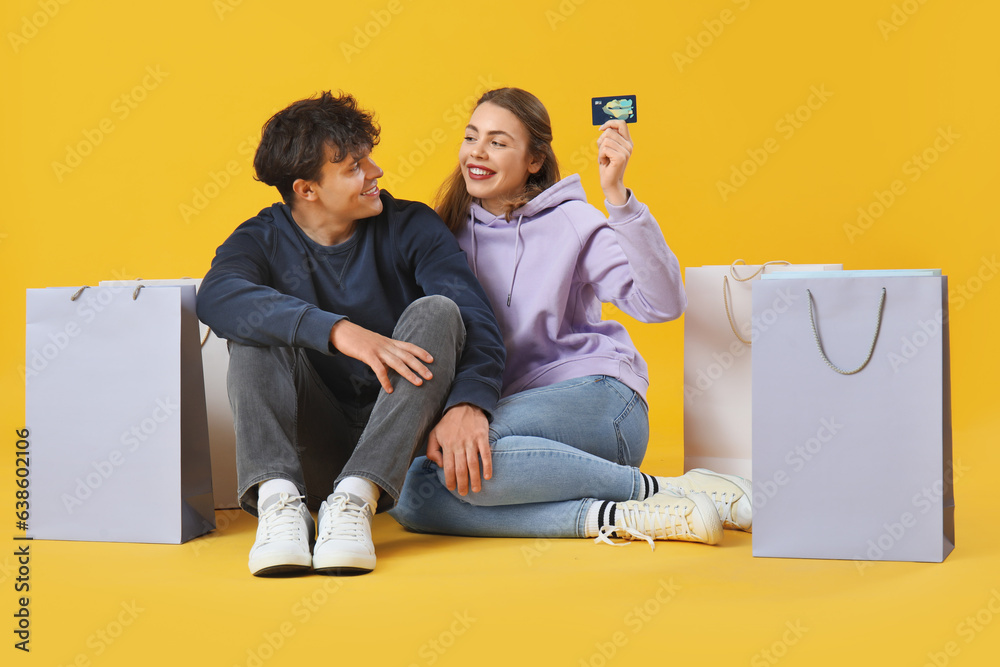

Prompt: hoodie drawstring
xmin=506 ymin=214 xmax=524 ymax=307
xmin=469 ymin=209 xmax=525 ymax=308
xmin=469 ymin=210 xmax=479 ymax=276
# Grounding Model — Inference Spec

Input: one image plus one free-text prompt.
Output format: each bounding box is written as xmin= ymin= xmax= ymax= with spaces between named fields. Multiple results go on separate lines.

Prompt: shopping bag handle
xmin=728 ymin=258 xmax=791 ymax=282
xmin=806 ymin=287 xmax=886 ymax=375
xmin=70 ymin=284 xmax=214 ymax=347
xmin=722 ymin=259 xmax=792 ymax=345
xmin=70 ymin=283 xmax=146 ymax=301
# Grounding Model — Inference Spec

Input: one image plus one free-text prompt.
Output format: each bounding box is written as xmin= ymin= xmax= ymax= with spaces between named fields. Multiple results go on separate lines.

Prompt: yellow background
xmin=2 ymin=0 xmax=998 ymax=665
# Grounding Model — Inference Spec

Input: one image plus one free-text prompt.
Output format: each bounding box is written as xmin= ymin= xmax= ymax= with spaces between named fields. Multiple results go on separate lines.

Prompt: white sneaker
xmin=248 ymin=492 xmax=314 ymax=577
xmin=313 ymin=492 xmax=376 ymax=575
xmin=595 ymin=489 xmax=723 ymax=549
xmin=660 ymin=468 xmax=753 ymax=532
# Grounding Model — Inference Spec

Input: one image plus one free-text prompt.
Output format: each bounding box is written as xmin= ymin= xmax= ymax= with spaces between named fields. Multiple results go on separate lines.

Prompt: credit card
xmin=592 ymin=95 xmax=637 ymax=124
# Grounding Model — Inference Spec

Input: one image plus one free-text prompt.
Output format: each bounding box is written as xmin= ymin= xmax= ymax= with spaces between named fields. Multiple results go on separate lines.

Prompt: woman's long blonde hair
xmin=435 ymin=88 xmax=561 ymax=233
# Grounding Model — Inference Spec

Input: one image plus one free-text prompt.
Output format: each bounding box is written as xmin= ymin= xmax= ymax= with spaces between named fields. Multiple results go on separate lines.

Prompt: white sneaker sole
xmin=689 ymin=468 xmax=753 ymax=532
xmin=249 ymin=551 xmax=312 ymax=577
xmin=313 ymin=550 xmax=376 ymax=576
xmin=686 ymin=491 xmax=724 ymax=545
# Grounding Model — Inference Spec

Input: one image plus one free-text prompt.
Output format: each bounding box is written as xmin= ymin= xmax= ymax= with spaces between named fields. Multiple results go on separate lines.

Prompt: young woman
xmin=391 ymin=88 xmax=752 ymax=546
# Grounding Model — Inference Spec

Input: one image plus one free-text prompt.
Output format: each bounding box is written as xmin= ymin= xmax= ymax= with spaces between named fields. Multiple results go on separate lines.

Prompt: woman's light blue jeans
xmin=390 ymin=375 xmax=649 ymax=538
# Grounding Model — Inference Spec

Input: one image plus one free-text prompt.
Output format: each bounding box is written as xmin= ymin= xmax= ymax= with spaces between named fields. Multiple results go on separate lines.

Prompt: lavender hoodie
xmin=455 ymin=174 xmax=686 ymax=402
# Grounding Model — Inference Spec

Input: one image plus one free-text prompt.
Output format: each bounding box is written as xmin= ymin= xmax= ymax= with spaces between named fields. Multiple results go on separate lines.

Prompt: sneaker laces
xmin=594 ymin=525 xmax=631 ymax=548
xmin=665 ymin=482 xmax=738 ymax=528
xmin=257 ymin=493 xmax=308 ymax=544
xmin=701 ymin=489 xmax=736 ymax=526
xmin=318 ymin=494 xmax=372 ymax=543
xmin=593 ymin=499 xmax=695 ymax=551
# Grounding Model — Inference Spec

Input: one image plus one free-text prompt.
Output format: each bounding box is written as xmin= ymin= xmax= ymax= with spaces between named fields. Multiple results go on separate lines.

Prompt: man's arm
xmin=197 ymin=220 xmax=344 ymax=353
xmin=395 ymin=201 xmax=505 ymax=495
xmin=425 ymin=403 xmax=492 ymax=495
xmin=198 ymin=216 xmax=436 ymax=393
xmin=328 ymin=319 xmax=433 ymax=394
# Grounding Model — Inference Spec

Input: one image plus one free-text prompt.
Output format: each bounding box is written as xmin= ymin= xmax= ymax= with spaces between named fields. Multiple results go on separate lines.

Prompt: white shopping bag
xmin=101 ymin=278 xmax=237 ymax=509
xmin=26 ymin=284 xmax=216 ymax=543
xmin=683 ymin=260 xmax=842 ymax=478
xmin=751 ymin=270 xmax=954 ymax=562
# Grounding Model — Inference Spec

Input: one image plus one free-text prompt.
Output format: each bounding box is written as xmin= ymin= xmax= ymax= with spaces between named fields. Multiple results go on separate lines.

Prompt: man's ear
xmin=291 ymin=178 xmax=316 ymax=202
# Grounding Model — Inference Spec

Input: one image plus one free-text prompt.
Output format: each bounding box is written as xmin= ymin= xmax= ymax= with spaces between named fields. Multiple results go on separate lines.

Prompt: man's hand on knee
xmin=329 ymin=320 xmax=434 ymax=393
xmin=426 ymin=404 xmax=491 ymax=496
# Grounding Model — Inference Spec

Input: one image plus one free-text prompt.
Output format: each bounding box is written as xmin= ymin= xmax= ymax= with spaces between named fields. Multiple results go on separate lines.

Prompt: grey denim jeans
xmin=227 ymin=295 xmax=466 ymax=516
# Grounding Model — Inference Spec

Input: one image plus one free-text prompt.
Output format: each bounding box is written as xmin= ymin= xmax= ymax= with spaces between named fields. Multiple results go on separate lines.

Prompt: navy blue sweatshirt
xmin=197 ymin=192 xmax=505 ymax=415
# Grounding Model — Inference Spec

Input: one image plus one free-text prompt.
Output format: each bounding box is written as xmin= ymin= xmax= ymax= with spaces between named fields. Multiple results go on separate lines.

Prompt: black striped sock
xmin=598 ymin=500 xmax=616 ymax=536
xmin=639 ymin=473 xmax=659 ymax=500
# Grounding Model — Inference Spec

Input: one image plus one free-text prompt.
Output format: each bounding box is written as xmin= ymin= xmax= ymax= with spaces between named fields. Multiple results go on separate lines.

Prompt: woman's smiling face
xmin=459 ymin=102 xmax=542 ymax=216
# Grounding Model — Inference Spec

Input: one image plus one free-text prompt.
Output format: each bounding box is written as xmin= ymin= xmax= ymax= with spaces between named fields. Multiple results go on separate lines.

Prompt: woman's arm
xmin=574 ymin=121 xmax=687 ymax=322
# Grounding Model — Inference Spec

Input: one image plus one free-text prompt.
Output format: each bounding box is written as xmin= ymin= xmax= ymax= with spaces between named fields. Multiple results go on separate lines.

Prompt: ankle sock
xmin=258 ymin=478 xmax=299 ymax=506
xmin=334 ymin=476 xmax=380 ymax=508
xmin=585 ymin=500 xmax=617 ymax=538
xmin=638 ymin=473 xmax=660 ymax=500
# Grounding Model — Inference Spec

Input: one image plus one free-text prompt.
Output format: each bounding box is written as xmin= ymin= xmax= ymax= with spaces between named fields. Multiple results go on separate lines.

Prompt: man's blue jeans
xmin=227 ymin=296 xmax=466 ymax=516
xmin=391 ymin=375 xmax=649 ymax=537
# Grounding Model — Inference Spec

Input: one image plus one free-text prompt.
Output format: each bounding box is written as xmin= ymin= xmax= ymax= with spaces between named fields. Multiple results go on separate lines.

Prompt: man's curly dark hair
xmin=253 ymin=91 xmax=381 ymax=205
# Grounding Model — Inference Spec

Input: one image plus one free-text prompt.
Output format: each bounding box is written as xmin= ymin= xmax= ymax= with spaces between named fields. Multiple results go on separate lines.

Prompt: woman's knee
xmin=392 ymin=458 xmax=443 ymax=527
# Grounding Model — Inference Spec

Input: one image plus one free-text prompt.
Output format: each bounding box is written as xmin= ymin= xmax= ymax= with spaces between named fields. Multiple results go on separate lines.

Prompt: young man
xmin=197 ymin=91 xmax=504 ymax=577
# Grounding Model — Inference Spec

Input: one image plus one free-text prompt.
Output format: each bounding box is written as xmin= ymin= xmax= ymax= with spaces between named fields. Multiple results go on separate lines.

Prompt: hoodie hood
xmin=468 ymin=174 xmax=588 ymax=226
xmin=466 ymin=174 xmax=590 ymax=306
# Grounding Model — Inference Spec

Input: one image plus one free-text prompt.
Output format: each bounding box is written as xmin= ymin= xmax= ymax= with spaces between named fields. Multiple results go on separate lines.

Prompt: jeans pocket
xmin=613 ymin=386 xmax=649 ymax=467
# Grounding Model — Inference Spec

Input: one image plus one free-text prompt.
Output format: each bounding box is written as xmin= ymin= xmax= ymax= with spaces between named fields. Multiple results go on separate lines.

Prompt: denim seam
xmin=496 ymin=376 xmax=601 ymax=407
xmin=604 ymin=375 xmax=633 ymax=403
xmin=576 ymin=498 xmax=598 ymax=537
xmin=296 ymin=347 xmax=355 ymax=416
xmin=613 ymin=386 xmax=639 ymax=465
xmin=490 ymin=449 xmax=622 ymax=462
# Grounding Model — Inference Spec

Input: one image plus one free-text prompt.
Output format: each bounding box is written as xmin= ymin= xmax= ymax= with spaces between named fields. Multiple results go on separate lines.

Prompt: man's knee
xmin=397 ymin=295 xmax=466 ymax=351
xmin=406 ymin=295 xmax=462 ymax=327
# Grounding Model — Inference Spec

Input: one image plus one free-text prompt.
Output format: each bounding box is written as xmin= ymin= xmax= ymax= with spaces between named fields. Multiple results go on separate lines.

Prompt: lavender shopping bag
xmin=101 ymin=278 xmax=238 ymax=509
xmin=26 ymin=284 xmax=215 ymax=543
xmin=751 ymin=271 xmax=954 ymax=562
